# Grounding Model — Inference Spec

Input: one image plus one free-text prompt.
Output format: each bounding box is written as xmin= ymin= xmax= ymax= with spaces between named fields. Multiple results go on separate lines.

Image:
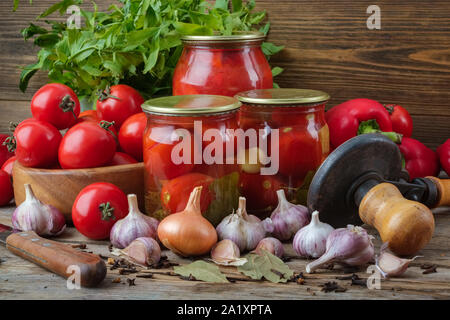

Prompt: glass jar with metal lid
xmin=173 ymin=32 xmax=273 ymax=97
xmin=142 ymin=95 xmax=241 ymax=225
xmin=234 ymin=88 xmax=330 ymax=217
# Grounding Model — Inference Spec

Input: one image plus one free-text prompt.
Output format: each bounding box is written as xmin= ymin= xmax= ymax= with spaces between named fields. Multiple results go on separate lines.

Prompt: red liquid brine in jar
xmin=235 ymin=89 xmax=330 ymax=217
xmin=142 ymin=95 xmax=242 ymax=226
xmin=173 ymin=32 xmax=273 ymax=97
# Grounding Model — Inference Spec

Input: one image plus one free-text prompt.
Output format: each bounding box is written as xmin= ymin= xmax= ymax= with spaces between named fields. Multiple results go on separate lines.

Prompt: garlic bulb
xmin=11 ymin=184 xmax=66 ymax=236
xmin=306 ymin=225 xmax=374 ymax=273
xmin=375 ymin=242 xmax=421 ymax=278
xmin=216 ymin=197 xmax=266 ymax=252
xmin=293 ymin=211 xmax=334 ymax=258
xmin=210 ymin=239 xmax=247 ymax=266
xmin=263 ymin=189 xmax=309 ymax=241
xmin=122 ymin=237 xmax=161 ymax=266
xmin=110 ymin=194 xmax=159 ymax=249
xmin=252 ymin=237 xmax=284 ymax=258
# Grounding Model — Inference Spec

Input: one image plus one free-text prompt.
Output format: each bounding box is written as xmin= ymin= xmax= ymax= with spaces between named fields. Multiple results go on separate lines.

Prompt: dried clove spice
xmin=422 ymin=265 xmax=437 ymax=274
xmin=112 ymin=277 xmax=121 ymax=283
xmin=336 ymin=273 xmax=367 ymax=287
xmin=136 ymin=273 xmax=154 ymax=279
xmin=321 ymin=281 xmax=347 ymax=293
xmin=149 ymin=255 xmax=179 ymax=269
xmin=290 ymin=272 xmax=306 ymax=285
xmin=127 ymin=278 xmax=136 ymax=286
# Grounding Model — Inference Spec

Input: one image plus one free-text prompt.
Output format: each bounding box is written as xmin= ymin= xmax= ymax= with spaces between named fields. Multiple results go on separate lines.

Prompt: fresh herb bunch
xmin=15 ymin=0 xmax=284 ymax=103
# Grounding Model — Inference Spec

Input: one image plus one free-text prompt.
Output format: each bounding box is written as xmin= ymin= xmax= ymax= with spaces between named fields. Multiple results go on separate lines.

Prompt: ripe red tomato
xmin=0 ymin=134 xmax=14 ymax=168
xmin=143 ymin=128 xmax=196 ymax=180
xmin=72 ymin=183 xmax=128 ymax=239
xmin=118 ymin=112 xmax=147 ymax=161
xmin=59 ymin=121 xmax=117 ymax=169
xmin=76 ymin=110 xmax=99 ymax=124
xmin=0 ymin=170 xmax=13 ymax=206
xmin=14 ymin=119 xmax=62 ymax=168
xmin=96 ymin=85 xmax=144 ymax=130
xmin=385 ymin=104 xmax=413 ymax=137
xmin=30 ymin=83 xmax=80 ymax=130
xmin=1 ymin=156 xmax=16 ymax=176
xmin=239 ymin=173 xmax=285 ymax=214
xmin=161 ymin=173 xmax=214 ymax=214
xmin=277 ymin=127 xmax=322 ymax=178
xmin=108 ymin=152 xmax=138 ymax=166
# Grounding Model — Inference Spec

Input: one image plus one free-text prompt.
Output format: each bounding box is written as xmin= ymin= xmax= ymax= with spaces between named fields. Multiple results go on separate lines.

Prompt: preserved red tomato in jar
xmin=173 ymin=32 xmax=273 ymax=97
xmin=235 ymin=88 xmax=330 ymax=217
xmin=142 ymin=95 xmax=241 ymax=226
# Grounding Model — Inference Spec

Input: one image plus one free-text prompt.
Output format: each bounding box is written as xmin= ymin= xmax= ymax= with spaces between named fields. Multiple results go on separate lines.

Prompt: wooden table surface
xmin=0 ymin=205 xmax=449 ymax=300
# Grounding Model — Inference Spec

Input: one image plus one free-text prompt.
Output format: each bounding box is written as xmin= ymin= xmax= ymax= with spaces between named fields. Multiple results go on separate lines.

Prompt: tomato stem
xmin=59 ymin=95 xmax=77 ymax=119
xmin=384 ymin=104 xmax=395 ymax=115
xmin=2 ymin=136 xmax=16 ymax=153
xmin=99 ymin=120 xmax=118 ymax=141
xmin=99 ymin=202 xmax=115 ymax=221
xmin=9 ymin=122 xmax=18 ymax=133
xmin=97 ymin=86 xmax=121 ymax=102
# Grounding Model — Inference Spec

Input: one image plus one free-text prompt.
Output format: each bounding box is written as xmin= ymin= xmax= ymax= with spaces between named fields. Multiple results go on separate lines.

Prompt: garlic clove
xmin=252 ymin=237 xmax=284 ymax=258
xmin=110 ymin=194 xmax=159 ymax=249
xmin=216 ymin=197 xmax=266 ymax=252
xmin=264 ymin=189 xmax=309 ymax=241
xmin=210 ymin=239 xmax=247 ymax=266
xmin=293 ymin=211 xmax=334 ymax=258
xmin=306 ymin=225 xmax=374 ymax=274
xmin=121 ymin=237 xmax=161 ymax=266
xmin=11 ymin=184 xmax=66 ymax=237
xmin=375 ymin=242 xmax=421 ymax=278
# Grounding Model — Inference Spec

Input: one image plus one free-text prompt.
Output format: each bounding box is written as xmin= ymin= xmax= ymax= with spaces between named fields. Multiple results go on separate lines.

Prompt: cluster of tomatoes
xmin=0 ymin=83 xmax=148 ymax=207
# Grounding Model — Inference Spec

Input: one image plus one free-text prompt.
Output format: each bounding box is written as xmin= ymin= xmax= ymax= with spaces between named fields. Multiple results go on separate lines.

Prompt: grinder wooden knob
xmin=359 ymin=183 xmax=435 ymax=256
xmin=426 ymin=176 xmax=450 ymax=207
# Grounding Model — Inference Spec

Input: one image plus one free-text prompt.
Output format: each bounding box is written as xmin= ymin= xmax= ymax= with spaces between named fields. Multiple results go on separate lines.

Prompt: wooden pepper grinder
xmin=359 ymin=183 xmax=434 ymax=255
xmin=308 ymin=134 xmax=450 ymax=257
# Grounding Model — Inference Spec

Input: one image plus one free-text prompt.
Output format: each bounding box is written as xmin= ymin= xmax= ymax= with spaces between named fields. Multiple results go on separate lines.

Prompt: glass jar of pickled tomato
xmin=234 ymin=88 xmax=330 ymax=217
xmin=142 ymin=95 xmax=242 ymax=226
xmin=173 ymin=32 xmax=273 ymax=97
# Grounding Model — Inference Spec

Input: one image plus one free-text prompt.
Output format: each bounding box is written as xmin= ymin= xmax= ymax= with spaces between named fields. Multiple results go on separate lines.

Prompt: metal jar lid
xmin=235 ymin=88 xmax=330 ymax=105
xmin=181 ymin=31 xmax=266 ymax=44
xmin=141 ymin=95 xmax=241 ymax=116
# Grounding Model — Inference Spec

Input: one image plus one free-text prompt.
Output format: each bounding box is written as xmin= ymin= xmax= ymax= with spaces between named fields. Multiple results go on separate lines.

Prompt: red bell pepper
xmin=326 ymin=98 xmax=394 ymax=149
xmin=398 ymin=137 xmax=439 ymax=180
xmin=437 ymin=139 xmax=450 ymax=176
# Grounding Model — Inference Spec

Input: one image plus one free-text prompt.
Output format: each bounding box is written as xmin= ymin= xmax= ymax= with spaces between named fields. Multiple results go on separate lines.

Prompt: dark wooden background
xmin=1 ymin=0 xmax=449 ymax=148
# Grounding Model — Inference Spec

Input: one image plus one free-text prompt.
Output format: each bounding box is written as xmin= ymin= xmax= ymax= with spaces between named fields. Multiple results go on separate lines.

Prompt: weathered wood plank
xmin=0 ymin=205 xmax=449 ymax=299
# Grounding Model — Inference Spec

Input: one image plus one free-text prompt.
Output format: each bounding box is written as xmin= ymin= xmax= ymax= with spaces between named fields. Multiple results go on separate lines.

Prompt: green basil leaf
xmin=34 ymin=33 xmax=60 ymax=48
xmin=214 ymin=0 xmax=229 ymax=11
xmin=262 ymin=42 xmax=285 ymax=56
xmin=143 ymin=38 xmax=160 ymax=73
xmin=271 ymin=66 xmax=284 ymax=77
xmin=21 ymin=23 xmax=48 ymax=40
xmin=173 ymin=22 xmax=213 ymax=35
xmin=19 ymin=49 xmax=52 ymax=92
xmin=231 ymin=0 xmax=242 ymax=12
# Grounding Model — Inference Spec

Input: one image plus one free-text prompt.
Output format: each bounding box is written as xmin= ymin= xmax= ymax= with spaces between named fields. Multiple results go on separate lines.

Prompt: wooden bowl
xmin=12 ymin=162 xmax=145 ymax=222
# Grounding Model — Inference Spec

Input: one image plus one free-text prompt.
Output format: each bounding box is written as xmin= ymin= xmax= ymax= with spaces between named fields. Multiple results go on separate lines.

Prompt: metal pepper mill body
xmin=307 ymin=134 xmax=450 ymax=256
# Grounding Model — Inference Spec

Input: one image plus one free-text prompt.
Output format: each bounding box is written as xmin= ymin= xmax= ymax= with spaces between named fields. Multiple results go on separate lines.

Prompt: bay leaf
xmin=173 ymin=261 xmax=229 ymax=283
xmin=238 ymin=250 xmax=294 ymax=283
